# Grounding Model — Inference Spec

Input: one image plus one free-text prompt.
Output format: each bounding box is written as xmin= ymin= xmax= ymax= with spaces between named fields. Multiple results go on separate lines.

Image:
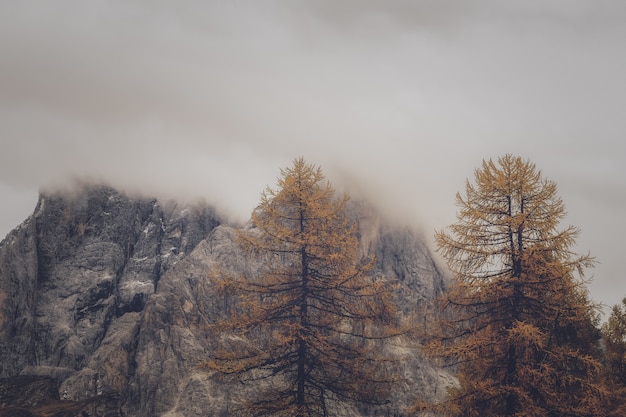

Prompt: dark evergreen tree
xmin=601 ymin=297 xmax=626 ymax=416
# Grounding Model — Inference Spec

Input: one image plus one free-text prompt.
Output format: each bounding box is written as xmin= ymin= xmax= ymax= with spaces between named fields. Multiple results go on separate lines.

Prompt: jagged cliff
xmin=0 ymin=185 xmax=452 ymax=416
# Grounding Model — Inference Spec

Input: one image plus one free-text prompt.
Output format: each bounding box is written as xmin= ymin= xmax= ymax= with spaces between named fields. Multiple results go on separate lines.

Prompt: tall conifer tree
xmin=423 ymin=154 xmax=605 ymax=416
xmin=204 ymin=158 xmax=399 ymax=417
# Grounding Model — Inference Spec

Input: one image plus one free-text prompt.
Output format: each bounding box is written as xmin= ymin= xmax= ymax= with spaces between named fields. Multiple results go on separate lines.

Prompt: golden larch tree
xmin=204 ymin=158 xmax=400 ymax=417
xmin=422 ymin=154 xmax=605 ymax=417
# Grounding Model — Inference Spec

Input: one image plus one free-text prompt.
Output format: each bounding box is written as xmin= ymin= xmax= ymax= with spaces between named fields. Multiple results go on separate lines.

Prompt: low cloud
xmin=1 ymin=0 xmax=625 ymax=310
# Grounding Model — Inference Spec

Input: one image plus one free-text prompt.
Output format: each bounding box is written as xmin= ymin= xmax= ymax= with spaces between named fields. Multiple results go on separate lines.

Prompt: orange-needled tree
xmin=204 ymin=158 xmax=400 ymax=417
xmin=421 ymin=154 xmax=605 ymax=417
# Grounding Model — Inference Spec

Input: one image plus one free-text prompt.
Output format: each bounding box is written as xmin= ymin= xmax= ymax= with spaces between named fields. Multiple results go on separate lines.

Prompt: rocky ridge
xmin=0 ymin=185 xmax=452 ymax=416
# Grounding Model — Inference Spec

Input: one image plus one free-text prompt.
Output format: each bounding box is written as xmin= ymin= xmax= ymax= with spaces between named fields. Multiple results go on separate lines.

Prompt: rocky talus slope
xmin=0 ymin=185 xmax=453 ymax=416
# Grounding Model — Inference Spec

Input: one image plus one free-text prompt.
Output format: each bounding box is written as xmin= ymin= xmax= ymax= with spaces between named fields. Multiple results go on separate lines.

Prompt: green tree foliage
xmin=422 ymin=154 xmax=605 ymax=416
xmin=203 ymin=158 xmax=400 ymax=417
xmin=603 ymin=298 xmax=626 ymax=384
xmin=601 ymin=298 xmax=626 ymax=415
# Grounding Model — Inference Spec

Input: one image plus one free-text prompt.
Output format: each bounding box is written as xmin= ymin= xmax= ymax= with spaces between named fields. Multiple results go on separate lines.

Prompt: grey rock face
xmin=0 ymin=185 xmax=219 ymax=390
xmin=0 ymin=185 xmax=451 ymax=416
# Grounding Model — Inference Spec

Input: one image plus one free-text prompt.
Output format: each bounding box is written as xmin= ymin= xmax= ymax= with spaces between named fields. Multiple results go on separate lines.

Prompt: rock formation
xmin=0 ymin=184 xmax=452 ymax=416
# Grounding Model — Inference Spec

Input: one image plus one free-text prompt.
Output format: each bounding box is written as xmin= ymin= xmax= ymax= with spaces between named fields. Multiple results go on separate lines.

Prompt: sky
xmin=1 ymin=0 xmax=625 ymax=314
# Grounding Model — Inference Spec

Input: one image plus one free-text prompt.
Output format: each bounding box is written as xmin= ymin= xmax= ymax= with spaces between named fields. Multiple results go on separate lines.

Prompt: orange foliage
xmin=425 ymin=155 xmax=607 ymax=417
xmin=203 ymin=158 xmax=402 ymax=417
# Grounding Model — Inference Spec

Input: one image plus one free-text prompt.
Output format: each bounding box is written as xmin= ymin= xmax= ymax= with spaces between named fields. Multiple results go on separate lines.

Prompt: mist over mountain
xmin=0 ymin=184 xmax=452 ymax=416
xmin=2 ymin=1 xmax=626 ymax=311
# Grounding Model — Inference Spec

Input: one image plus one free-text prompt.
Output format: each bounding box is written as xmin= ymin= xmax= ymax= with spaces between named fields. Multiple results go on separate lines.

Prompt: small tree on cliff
xmin=422 ymin=154 xmax=605 ymax=417
xmin=204 ymin=158 xmax=400 ymax=417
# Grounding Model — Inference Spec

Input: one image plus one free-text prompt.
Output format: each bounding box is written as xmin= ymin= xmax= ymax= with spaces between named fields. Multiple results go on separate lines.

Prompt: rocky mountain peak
xmin=0 ymin=184 xmax=451 ymax=416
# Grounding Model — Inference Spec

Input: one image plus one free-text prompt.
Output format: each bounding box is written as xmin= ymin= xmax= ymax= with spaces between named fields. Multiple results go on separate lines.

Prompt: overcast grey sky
xmin=1 ymin=0 xmax=625 ymax=314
